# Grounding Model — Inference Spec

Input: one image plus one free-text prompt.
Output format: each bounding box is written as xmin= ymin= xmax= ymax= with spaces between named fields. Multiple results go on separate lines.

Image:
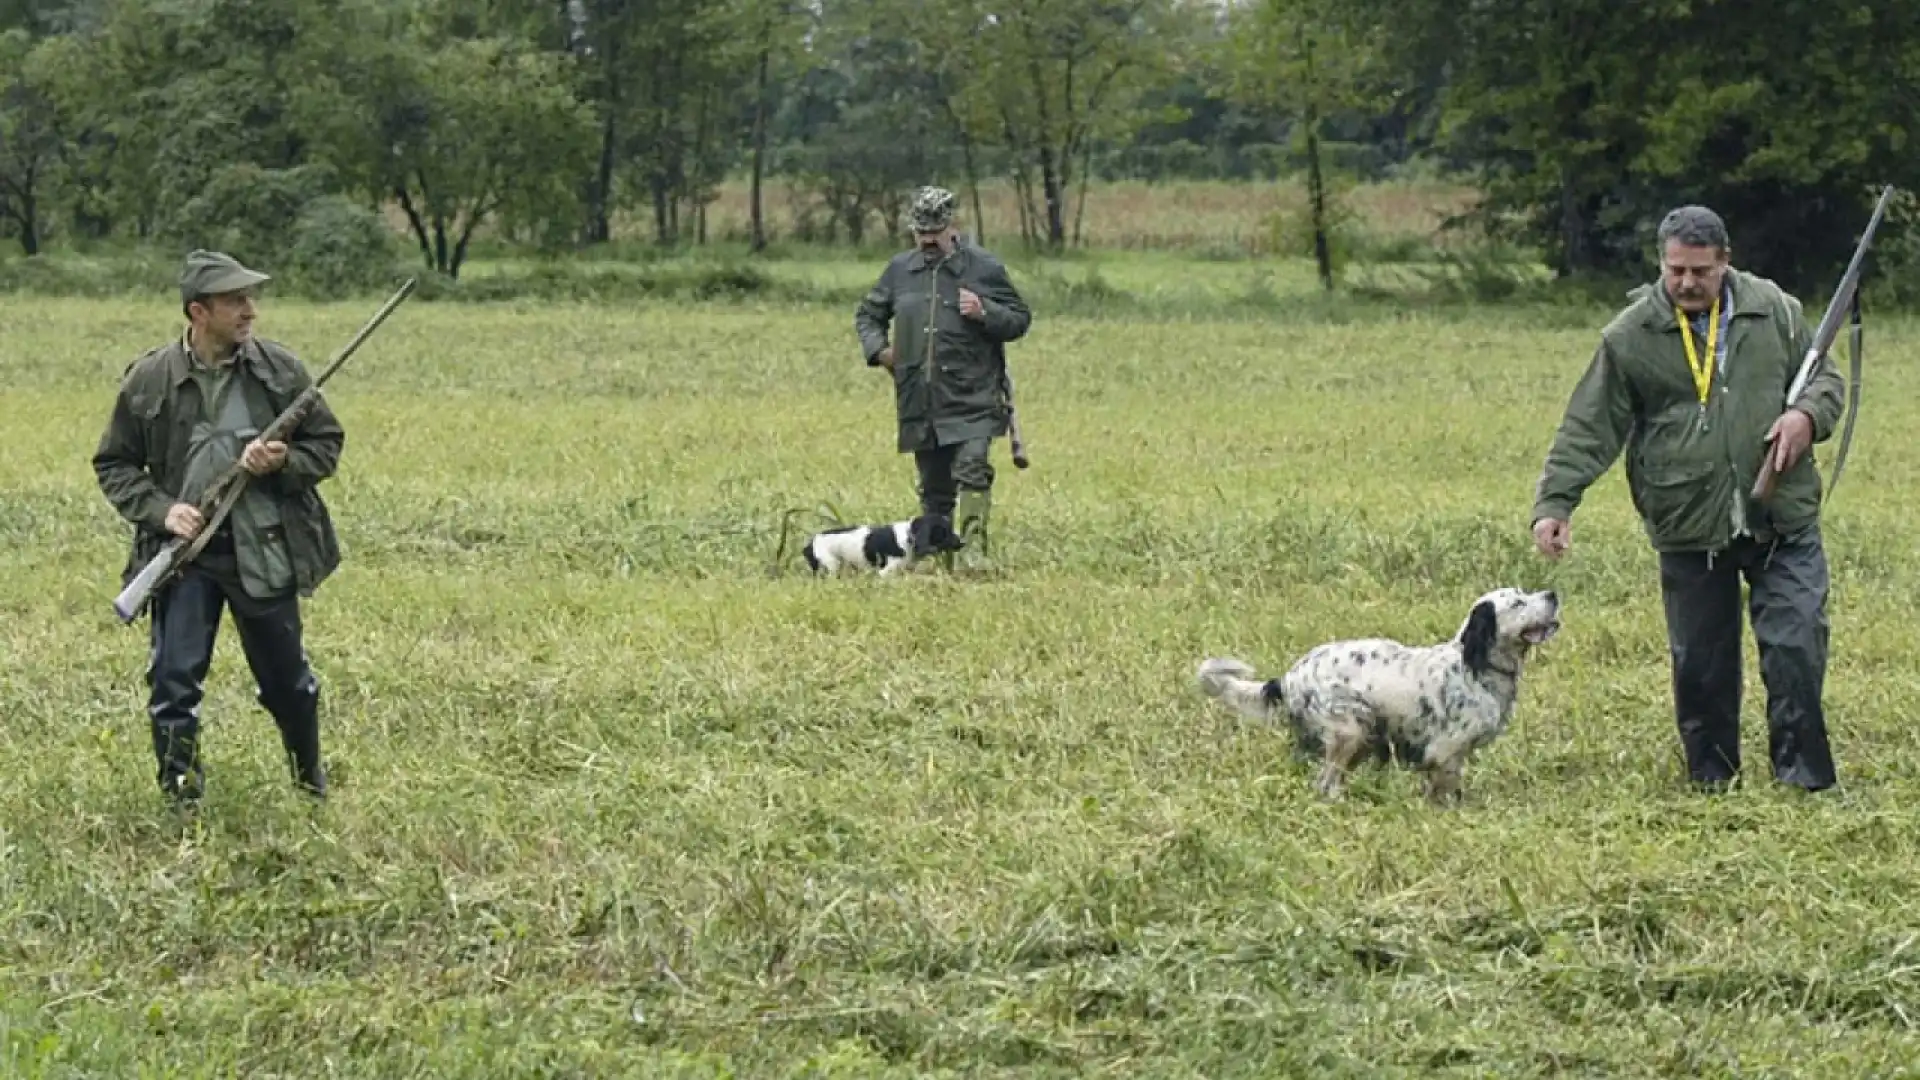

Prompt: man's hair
xmin=1657 ymin=205 xmax=1730 ymax=252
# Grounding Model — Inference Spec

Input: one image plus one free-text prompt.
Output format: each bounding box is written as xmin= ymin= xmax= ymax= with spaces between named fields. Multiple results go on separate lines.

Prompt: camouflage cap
xmin=179 ymin=249 xmax=271 ymax=304
xmin=908 ymin=186 xmax=958 ymax=233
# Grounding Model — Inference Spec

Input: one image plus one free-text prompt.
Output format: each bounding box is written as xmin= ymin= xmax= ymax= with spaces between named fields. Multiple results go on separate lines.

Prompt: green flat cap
xmin=180 ymin=249 xmax=271 ymax=303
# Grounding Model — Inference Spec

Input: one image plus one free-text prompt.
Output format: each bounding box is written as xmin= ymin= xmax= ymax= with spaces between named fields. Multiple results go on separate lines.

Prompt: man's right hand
xmin=165 ymin=502 xmax=205 ymax=539
xmin=877 ymin=346 xmax=895 ymax=372
xmin=1532 ymin=516 xmax=1571 ymax=560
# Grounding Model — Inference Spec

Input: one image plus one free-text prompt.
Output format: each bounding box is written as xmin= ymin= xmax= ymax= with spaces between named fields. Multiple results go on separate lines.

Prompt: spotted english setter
xmin=1195 ymin=587 xmax=1562 ymax=804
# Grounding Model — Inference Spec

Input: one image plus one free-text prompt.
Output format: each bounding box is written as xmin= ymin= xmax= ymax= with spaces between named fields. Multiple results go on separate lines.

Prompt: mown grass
xmin=3 ymin=249 xmax=1919 ymax=1077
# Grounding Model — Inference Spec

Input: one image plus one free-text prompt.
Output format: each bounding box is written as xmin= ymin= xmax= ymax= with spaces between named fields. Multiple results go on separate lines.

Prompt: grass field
xmin=4 ymin=246 xmax=1920 ymax=1077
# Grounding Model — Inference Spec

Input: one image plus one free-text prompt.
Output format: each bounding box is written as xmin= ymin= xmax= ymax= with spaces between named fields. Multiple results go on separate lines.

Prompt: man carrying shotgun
xmin=1529 ymin=204 xmax=1871 ymax=794
xmin=92 ymin=250 xmax=346 ymax=806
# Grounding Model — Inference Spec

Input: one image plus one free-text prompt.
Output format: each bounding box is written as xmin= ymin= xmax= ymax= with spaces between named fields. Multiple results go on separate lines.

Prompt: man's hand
xmin=876 ymin=346 xmax=895 ymax=372
xmin=1532 ymin=516 xmax=1571 ymax=560
xmin=165 ymin=502 xmax=204 ymax=539
xmin=958 ymin=288 xmax=984 ymax=320
xmin=241 ymin=438 xmax=288 ymax=476
xmin=1763 ymin=408 xmax=1815 ymax=475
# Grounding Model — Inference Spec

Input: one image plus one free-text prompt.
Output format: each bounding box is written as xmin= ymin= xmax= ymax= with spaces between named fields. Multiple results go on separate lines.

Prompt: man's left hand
xmin=958 ymin=288 xmax=984 ymax=320
xmin=1764 ymin=408 xmax=1815 ymax=474
xmin=242 ymin=439 xmax=289 ymax=475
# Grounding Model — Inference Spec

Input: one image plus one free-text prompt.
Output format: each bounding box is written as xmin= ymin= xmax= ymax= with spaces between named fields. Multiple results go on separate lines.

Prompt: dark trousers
xmin=913 ymin=438 xmax=993 ymax=518
xmin=1658 ymin=530 xmax=1836 ymax=791
xmin=147 ymin=549 xmax=325 ymax=799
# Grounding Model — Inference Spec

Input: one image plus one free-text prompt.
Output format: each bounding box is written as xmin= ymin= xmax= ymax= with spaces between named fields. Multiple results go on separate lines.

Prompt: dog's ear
xmin=1460 ymin=599 xmax=1498 ymax=674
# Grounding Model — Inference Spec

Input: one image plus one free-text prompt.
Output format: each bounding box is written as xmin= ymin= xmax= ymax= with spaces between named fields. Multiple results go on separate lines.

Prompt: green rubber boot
xmin=953 ymin=488 xmax=992 ymax=573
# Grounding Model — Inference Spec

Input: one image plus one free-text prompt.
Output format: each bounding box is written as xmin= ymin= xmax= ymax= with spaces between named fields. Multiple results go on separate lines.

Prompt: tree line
xmin=2 ymin=0 xmax=1917 ymax=297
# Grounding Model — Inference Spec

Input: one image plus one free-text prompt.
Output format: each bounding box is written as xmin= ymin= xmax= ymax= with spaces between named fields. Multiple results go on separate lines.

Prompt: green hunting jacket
xmin=854 ymin=237 xmax=1032 ymax=452
xmin=92 ymin=334 xmax=345 ymax=596
xmin=1532 ymin=268 xmax=1845 ymax=553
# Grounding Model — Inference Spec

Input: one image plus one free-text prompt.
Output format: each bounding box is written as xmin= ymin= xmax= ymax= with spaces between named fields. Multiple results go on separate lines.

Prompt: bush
xmin=163 ymin=163 xmax=339 ymax=269
xmin=282 ymin=196 xmax=408 ymax=298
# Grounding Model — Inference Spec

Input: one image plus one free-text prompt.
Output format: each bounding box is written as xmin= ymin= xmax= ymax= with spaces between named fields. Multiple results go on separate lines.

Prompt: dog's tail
xmin=1196 ymin=657 xmax=1285 ymax=722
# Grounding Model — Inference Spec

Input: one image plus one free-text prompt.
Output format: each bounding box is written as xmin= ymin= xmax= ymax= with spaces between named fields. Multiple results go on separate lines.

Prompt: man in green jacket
xmin=855 ymin=186 xmax=1032 ymax=571
xmin=93 ymin=250 xmax=346 ymax=806
xmin=1531 ymin=206 xmax=1845 ymax=792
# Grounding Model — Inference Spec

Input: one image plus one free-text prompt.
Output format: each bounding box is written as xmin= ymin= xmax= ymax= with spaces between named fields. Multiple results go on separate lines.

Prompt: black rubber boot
xmin=262 ymin=675 xmax=326 ymax=798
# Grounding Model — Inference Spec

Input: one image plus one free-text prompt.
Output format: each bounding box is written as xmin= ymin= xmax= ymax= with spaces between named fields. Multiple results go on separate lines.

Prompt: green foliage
xmin=1264 ymin=167 xmax=1362 ymax=277
xmin=163 ymin=163 xmax=339 ymax=267
xmin=1386 ymin=0 xmax=1920 ymax=293
xmin=282 ymin=194 xmax=408 ymax=297
xmin=11 ymin=0 xmax=1920 ymax=302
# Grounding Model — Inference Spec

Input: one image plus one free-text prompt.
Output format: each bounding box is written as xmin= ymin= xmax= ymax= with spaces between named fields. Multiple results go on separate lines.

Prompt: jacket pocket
xmin=1631 ymin=459 xmax=1719 ymax=545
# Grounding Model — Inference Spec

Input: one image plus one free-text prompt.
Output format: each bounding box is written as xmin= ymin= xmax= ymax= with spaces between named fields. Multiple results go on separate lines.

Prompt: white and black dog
xmin=803 ymin=514 xmax=963 ymax=576
xmin=1195 ymin=587 xmax=1562 ymax=804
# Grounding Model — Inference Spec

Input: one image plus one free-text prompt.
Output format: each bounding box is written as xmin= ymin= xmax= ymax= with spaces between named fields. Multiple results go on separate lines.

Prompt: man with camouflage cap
xmin=92 ymin=249 xmax=346 ymax=807
xmin=855 ymin=185 xmax=1032 ymax=571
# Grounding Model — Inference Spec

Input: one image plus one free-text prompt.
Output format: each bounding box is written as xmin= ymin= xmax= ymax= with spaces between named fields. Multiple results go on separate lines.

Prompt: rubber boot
xmin=953 ymin=488 xmax=992 ymax=573
xmin=262 ymin=676 xmax=327 ymax=799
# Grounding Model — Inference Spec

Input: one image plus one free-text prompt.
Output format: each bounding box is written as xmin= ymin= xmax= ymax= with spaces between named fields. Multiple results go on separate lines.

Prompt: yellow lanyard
xmin=1676 ymin=293 xmax=1720 ymax=406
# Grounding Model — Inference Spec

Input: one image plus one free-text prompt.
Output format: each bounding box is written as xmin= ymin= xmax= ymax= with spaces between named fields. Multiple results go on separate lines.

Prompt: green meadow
xmin=3 ymin=238 xmax=1920 ymax=1076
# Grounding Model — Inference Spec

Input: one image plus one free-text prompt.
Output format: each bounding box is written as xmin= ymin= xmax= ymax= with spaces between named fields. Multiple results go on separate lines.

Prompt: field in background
xmin=491 ymin=176 xmax=1466 ymax=261
xmin=4 ymin=250 xmax=1920 ymax=1075
xmin=604 ymin=176 xmax=1483 ymax=256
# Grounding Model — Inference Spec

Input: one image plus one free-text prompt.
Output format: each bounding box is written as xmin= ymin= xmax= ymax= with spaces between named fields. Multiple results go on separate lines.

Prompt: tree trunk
xmin=395 ymin=186 xmax=433 ymax=269
xmin=450 ymin=202 xmax=491 ymax=280
xmin=1302 ymin=33 xmax=1334 ymax=292
xmin=1073 ymin=136 xmax=1094 ymax=248
xmin=585 ymin=110 xmax=617 ymax=244
xmin=1557 ymin=165 xmax=1588 ymax=277
xmin=960 ymin=131 xmax=985 ymax=245
xmin=1305 ymin=112 xmax=1333 ymax=292
xmin=940 ymin=94 xmax=987 ymax=245
xmin=1038 ymin=143 xmax=1066 ymax=251
xmin=749 ymin=35 xmax=771 ymax=253
xmin=10 ymin=173 xmax=39 ymax=255
xmin=432 ymin=213 xmax=451 ymax=277
xmin=653 ymin=175 xmax=671 ymax=246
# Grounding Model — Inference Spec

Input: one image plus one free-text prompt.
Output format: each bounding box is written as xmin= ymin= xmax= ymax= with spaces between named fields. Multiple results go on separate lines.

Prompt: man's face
xmin=1661 ymin=239 xmax=1728 ymax=314
xmin=192 ymin=290 xmax=257 ymax=349
xmin=915 ymin=226 xmax=954 ymax=255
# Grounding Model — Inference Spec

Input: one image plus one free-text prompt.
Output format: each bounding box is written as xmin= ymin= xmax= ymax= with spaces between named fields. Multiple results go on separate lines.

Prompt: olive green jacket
xmin=1533 ymin=269 xmax=1845 ymax=553
xmin=93 ymin=335 xmax=345 ymax=595
xmin=854 ymin=237 xmax=1032 ymax=451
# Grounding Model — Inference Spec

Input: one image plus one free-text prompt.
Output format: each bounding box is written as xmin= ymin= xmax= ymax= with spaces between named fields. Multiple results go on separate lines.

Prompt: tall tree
xmin=1220 ymin=0 xmax=1385 ymax=289
xmin=963 ymin=0 xmax=1197 ymax=251
xmin=0 ymin=30 xmax=65 ymax=254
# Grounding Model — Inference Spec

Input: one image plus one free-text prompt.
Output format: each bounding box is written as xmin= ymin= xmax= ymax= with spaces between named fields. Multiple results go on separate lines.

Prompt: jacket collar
xmin=166 ymin=330 xmax=267 ymax=385
xmin=1638 ymin=268 xmax=1768 ymax=332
